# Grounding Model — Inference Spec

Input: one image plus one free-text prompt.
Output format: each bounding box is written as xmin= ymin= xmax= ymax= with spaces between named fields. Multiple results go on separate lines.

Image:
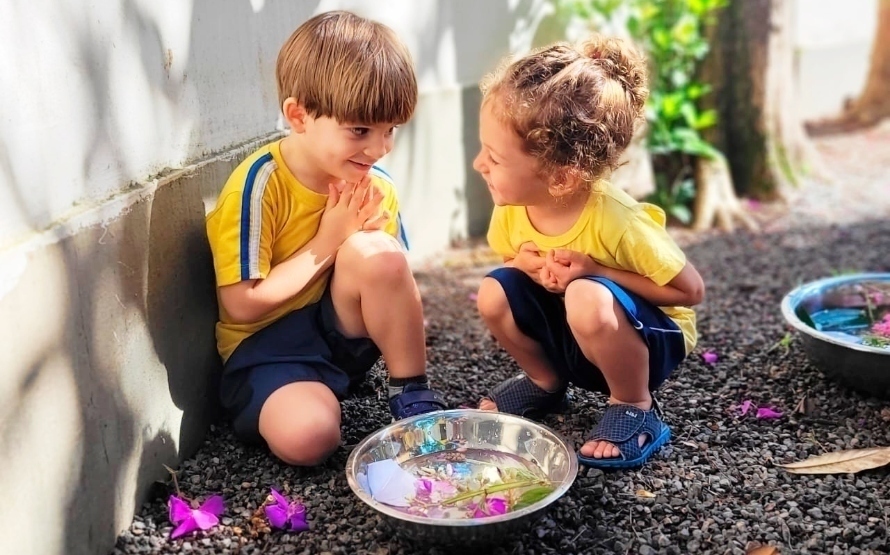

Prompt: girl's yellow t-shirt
xmin=487 ymin=181 xmax=697 ymax=354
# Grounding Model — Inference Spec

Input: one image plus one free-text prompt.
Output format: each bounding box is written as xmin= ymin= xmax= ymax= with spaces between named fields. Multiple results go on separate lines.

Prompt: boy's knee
xmin=266 ymin=415 xmax=341 ymax=467
xmin=476 ymin=278 xmax=510 ymax=321
xmin=339 ymin=232 xmax=410 ymax=284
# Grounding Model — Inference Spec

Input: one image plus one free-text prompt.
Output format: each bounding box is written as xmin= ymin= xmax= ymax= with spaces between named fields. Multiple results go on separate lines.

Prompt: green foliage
xmin=558 ymin=0 xmax=727 ymax=222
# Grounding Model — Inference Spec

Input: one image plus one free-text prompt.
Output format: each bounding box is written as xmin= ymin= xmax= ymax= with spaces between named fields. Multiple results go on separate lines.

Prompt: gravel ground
xmin=113 ymin=127 xmax=890 ymax=555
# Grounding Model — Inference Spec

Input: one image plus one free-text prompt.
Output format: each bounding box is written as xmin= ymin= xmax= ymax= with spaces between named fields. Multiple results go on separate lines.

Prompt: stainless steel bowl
xmin=345 ymin=409 xmax=578 ymax=547
xmin=781 ymin=273 xmax=890 ymax=398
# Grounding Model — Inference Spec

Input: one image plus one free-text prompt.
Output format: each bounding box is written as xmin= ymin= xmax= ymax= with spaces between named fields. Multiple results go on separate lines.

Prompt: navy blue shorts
xmin=220 ymin=289 xmax=381 ymax=444
xmin=486 ymin=267 xmax=686 ymax=393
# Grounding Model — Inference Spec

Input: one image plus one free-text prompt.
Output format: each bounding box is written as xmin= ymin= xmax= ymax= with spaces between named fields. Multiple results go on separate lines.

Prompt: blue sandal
xmin=482 ymin=375 xmax=568 ymax=420
xmin=389 ymin=383 xmax=447 ymax=420
xmin=577 ymin=398 xmax=671 ymax=469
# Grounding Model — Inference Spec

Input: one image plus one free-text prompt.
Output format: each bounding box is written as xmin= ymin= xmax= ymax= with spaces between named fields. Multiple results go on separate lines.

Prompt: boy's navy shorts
xmin=220 ymin=288 xmax=381 ymax=444
xmin=486 ymin=267 xmax=687 ymax=393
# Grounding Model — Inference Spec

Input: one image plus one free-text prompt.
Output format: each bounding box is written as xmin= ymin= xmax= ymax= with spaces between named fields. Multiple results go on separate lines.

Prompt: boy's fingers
xmin=326 ymin=183 xmax=340 ymax=209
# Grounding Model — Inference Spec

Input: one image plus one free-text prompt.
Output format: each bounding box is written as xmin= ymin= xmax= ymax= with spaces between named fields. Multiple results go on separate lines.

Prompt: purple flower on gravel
xmin=469 ymin=292 xmax=479 ymax=301
xmin=168 ymin=495 xmax=224 ymax=539
xmin=702 ymin=351 xmax=718 ymax=365
xmin=265 ymin=489 xmax=308 ymax=532
xmin=739 ymin=400 xmax=753 ymax=416
xmin=756 ymin=407 xmax=783 ymax=419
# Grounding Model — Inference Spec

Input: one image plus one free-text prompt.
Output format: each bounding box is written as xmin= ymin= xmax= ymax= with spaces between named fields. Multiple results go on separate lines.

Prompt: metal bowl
xmin=781 ymin=273 xmax=890 ymax=398
xmin=345 ymin=409 xmax=578 ymax=547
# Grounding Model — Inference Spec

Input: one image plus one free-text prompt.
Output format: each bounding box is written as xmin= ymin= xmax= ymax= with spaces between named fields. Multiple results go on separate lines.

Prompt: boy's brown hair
xmin=276 ymin=11 xmax=417 ymax=125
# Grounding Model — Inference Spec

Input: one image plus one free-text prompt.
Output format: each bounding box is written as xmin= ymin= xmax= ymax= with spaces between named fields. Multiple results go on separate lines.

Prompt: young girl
xmin=472 ymin=35 xmax=705 ymax=469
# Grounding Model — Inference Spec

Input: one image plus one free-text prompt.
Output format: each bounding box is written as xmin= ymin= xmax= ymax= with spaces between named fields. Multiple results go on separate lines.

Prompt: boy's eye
xmin=385 ymin=126 xmax=398 ymax=137
xmin=350 ymin=127 xmax=369 ymax=136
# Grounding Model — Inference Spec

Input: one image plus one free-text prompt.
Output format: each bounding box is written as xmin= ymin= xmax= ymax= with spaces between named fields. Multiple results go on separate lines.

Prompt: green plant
xmin=558 ymin=0 xmax=727 ymax=222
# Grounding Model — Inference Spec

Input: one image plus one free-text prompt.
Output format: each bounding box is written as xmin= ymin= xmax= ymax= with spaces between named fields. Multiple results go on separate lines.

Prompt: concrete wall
xmin=794 ymin=0 xmax=878 ymax=121
xmin=0 ymin=1 xmax=557 ymax=554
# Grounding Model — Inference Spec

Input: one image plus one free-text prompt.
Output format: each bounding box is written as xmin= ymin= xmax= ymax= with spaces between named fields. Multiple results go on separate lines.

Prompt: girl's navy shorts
xmin=486 ymin=267 xmax=686 ymax=393
xmin=220 ymin=288 xmax=380 ymax=443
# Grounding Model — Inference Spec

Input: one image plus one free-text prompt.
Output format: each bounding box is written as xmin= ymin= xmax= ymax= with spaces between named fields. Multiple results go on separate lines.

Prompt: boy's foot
xmin=478 ymin=374 xmax=567 ymax=420
xmin=578 ymin=397 xmax=671 ymax=469
xmin=388 ymin=383 xmax=447 ymax=420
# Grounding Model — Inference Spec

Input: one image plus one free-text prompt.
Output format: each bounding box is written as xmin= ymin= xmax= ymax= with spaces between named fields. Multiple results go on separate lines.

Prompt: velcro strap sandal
xmin=482 ymin=374 xmax=568 ymax=420
xmin=577 ymin=398 xmax=671 ymax=469
xmin=389 ymin=383 xmax=447 ymax=420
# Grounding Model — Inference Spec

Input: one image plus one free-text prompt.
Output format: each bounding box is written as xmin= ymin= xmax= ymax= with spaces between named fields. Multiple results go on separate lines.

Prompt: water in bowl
xmin=381 ymin=448 xmax=554 ymax=520
xmin=799 ymin=280 xmax=890 ymax=350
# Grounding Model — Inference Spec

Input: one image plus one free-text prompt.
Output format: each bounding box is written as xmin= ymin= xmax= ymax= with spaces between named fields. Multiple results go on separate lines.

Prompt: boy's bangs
xmin=326 ymin=60 xmax=416 ymax=125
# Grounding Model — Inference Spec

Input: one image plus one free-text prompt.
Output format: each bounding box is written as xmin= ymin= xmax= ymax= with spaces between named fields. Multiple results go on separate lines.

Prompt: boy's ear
xmin=282 ymin=98 xmax=309 ymax=133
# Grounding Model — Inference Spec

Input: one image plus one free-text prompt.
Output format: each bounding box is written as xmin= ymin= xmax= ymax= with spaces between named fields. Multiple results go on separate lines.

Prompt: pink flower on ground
xmin=265 ymin=489 xmax=308 ymax=532
xmin=702 ymin=351 xmax=718 ymax=365
xmin=756 ymin=407 xmax=783 ymax=419
xmin=168 ymin=495 xmax=225 ymax=539
xmin=468 ymin=292 xmax=478 ymax=301
xmin=739 ymin=400 xmax=753 ymax=416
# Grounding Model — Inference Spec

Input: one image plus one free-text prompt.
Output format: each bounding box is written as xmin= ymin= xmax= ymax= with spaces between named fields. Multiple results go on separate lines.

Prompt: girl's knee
xmin=565 ymin=280 xmax=618 ymax=336
xmin=476 ymin=277 xmax=511 ymax=322
xmin=264 ymin=412 xmax=341 ymax=466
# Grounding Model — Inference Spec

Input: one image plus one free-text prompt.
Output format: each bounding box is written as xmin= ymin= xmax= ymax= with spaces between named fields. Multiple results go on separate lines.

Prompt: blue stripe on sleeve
xmin=240 ymin=152 xmax=274 ymax=280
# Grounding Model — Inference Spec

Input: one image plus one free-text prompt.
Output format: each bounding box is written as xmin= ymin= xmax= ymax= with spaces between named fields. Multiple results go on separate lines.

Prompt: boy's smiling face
xmin=473 ymin=99 xmax=550 ymax=207
xmin=301 ymin=114 xmax=397 ymax=183
xmin=281 ymin=99 xmax=398 ymax=191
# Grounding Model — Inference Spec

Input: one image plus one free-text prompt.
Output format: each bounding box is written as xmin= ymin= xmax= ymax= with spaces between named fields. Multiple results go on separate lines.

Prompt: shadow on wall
xmin=0 ymin=1 xmax=317 ymax=555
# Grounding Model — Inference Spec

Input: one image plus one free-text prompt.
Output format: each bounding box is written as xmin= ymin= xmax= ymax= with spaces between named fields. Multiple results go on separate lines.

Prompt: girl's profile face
xmin=473 ymin=99 xmax=550 ymax=207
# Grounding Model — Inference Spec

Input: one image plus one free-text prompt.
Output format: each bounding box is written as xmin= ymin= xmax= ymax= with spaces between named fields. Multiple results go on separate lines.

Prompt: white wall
xmin=794 ymin=0 xmax=878 ymax=120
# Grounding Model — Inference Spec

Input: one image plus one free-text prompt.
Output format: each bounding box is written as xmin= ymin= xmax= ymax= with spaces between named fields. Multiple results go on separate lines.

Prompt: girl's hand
xmin=545 ymin=249 xmax=599 ymax=290
xmin=511 ymin=242 xmax=546 ymax=284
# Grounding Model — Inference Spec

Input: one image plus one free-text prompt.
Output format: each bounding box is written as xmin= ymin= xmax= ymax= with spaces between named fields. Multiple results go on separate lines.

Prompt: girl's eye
xmin=488 ymin=152 xmax=499 ymax=165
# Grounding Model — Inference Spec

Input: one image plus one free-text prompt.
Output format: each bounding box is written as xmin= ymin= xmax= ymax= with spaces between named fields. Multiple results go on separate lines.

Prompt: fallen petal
xmin=702 ymin=351 xmax=718 ymax=365
xmin=739 ymin=400 xmax=753 ymax=416
xmin=265 ymin=503 xmax=289 ymax=529
xmin=756 ymin=407 xmax=783 ymax=419
xmin=168 ymin=496 xmax=192 ymax=524
xmin=198 ymin=495 xmax=225 ymax=517
xmin=171 ymin=516 xmax=199 ymax=540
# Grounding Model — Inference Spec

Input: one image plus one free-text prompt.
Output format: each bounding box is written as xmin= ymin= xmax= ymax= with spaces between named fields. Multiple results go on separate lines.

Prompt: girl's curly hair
xmin=481 ymin=35 xmax=648 ymax=198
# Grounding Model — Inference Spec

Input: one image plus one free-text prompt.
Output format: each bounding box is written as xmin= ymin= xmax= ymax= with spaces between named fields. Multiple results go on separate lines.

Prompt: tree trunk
xmin=807 ymin=0 xmax=890 ymax=135
xmin=700 ymin=0 xmax=827 ymax=199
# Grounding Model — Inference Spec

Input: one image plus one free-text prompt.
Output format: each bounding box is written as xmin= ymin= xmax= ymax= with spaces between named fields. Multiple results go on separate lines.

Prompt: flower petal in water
xmin=471 ymin=496 xmax=509 ymax=518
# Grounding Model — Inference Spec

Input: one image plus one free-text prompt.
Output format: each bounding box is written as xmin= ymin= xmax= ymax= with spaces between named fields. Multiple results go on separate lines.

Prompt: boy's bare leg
xmin=329 ymin=231 xmax=426 ymax=378
xmin=564 ymin=279 xmax=652 ymax=459
xmin=475 ymin=277 xmax=562 ymax=410
xmin=258 ymin=381 xmax=342 ymax=465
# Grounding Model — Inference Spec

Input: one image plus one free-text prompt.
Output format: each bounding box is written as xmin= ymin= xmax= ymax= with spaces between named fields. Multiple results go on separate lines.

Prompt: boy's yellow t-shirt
xmin=206 ymin=140 xmax=404 ymax=362
xmin=486 ymin=181 xmax=697 ymax=354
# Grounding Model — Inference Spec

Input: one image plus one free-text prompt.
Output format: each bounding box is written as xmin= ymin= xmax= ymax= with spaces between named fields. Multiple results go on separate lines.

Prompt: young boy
xmin=206 ymin=11 xmax=445 ymax=467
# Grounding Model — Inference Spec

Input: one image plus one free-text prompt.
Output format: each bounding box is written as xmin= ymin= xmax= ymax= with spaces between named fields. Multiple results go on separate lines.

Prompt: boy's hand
xmin=544 ymin=248 xmax=599 ymax=291
xmin=317 ymin=175 xmax=383 ymax=247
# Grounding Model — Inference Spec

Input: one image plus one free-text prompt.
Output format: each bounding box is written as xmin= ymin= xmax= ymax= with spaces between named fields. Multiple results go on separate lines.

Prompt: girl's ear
xmin=282 ymin=98 xmax=309 ymax=133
